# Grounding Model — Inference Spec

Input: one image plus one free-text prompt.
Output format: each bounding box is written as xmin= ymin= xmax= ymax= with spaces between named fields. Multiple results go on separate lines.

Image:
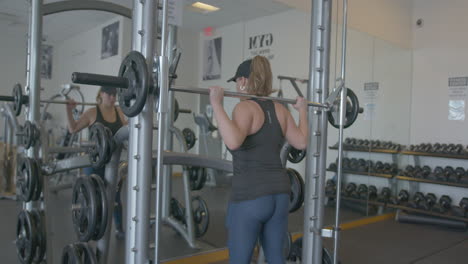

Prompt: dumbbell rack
xmin=328 ymin=144 xmax=468 ymax=223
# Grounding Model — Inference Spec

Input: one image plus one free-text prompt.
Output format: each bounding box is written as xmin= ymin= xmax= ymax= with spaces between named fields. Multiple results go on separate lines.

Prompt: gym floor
xmin=1 ymin=176 xmax=467 ymax=263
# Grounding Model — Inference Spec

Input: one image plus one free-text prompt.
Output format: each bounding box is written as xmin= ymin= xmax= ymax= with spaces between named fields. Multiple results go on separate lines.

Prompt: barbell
xmin=0 ymin=83 xmax=98 ymax=116
xmin=71 ymin=51 xmax=362 ymax=128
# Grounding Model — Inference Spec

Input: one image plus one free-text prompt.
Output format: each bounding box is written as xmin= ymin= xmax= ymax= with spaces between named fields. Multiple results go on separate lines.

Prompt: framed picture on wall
xmin=203 ymin=37 xmax=222 ymax=80
xmin=101 ymin=21 xmax=119 ymax=59
xmin=41 ymin=45 xmax=53 ymax=79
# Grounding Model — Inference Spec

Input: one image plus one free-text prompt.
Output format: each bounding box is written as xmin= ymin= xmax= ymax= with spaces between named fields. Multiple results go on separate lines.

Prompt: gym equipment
xmin=0 ymin=83 xmax=97 ymax=117
xmin=442 ymin=166 xmax=455 ymax=182
xmin=192 ymin=196 xmax=210 ymax=238
xmin=419 ymin=193 xmax=437 ymax=211
xmin=377 ymin=187 xmax=391 ymax=203
xmin=287 ymin=237 xmax=341 ymax=263
xmin=327 ymin=88 xmax=362 ymax=129
xmin=88 ymin=123 xmax=112 ymax=169
xmin=61 ymin=242 xmax=98 ymax=264
xmin=325 ymin=179 xmax=337 ymax=197
xmin=89 ymin=174 xmax=108 ymax=241
xmin=454 ymin=167 xmax=465 ymax=182
xmin=72 ymin=52 xmax=362 ymax=128
xmin=342 ymin=182 xmax=357 ymax=197
xmin=389 ymin=190 xmax=410 ymax=205
xmin=17 ymin=120 xmax=40 ymax=149
xmin=432 ymin=195 xmax=452 ymax=214
xmin=16 ymin=157 xmax=41 ymax=202
xmin=452 ymin=197 xmax=468 ymax=218
xmin=396 ymin=210 xmax=467 ymax=230
xmin=71 ymin=176 xmax=98 ymax=242
xmin=407 ymin=192 xmax=425 ymax=209
xmin=187 ymin=166 xmax=207 ymax=191
xmin=287 ymin=147 xmax=307 ymax=164
xmin=356 ymin=184 xmax=368 ymax=200
xmin=16 ymin=210 xmax=37 ymax=264
xmin=288 ymin=168 xmax=305 ymax=213
xmin=169 ymin=196 xmax=210 ymax=238
xmin=368 ymin=185 xmax=378 ymax=200
xmin=172 ymin=99 xmax=192 ymax=122
xmin=30 ymin=210 xmax=46 ymax=263
xmin=182 ymin=128 xmax=196 ymax=150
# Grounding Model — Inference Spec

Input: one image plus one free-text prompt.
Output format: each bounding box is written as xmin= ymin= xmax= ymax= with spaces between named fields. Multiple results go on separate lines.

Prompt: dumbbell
xmin=454 ymin=167 xmax=466 ymax=182
xmin=440 ymin=143 xmax=449 ymax=153
xmin=341 ymin=158 xmax=350 ymax=170
xmin=342 ymin=183 xmax=357 ymax=197
xmin=407 ymin=192 xmax=425 ymax=209
xmin=348 ymin=158 xmax=359 ymax=171
xmin=362 ymin=139 xmax=370 ymax=147
xmin=431 ymin=166 xmax=444 ymax=181
xmin=442 ymin=166 xmax=455 ymax=182
xmin=412 ymin=166 xmax=422 ymax=177
xmin=368 ymin=185 xmax=378 ymax=200
xmin=432 ymin=143 xmax=442 ymax=153
xmin=356 ymin=184 xmax=368 ymax=200
xmin=403 ymin=165 xmax=415 ymax=177
xmin=389 ymin=190 xmax=410 ymax=205
xmin=357 ymin=159 xmax=368 ymax=172
xmin=377 ymin=187 xmax=392 ymax=203
xmin=419 ymin=193 xmax=437 ymax=211
xmin=373 ymin=161 xmax=384 ymax=173
xmin=422 ymin=143 xmax=432 ymax=152
xmin=325 ymin=180 xmax=337 ymax=197
xmin=452 ymin=198 xmax=468 ymax=218
xmin=432 ymin=195 xmax=452 ymax=214
xmin=414 ymin=165 xmax=430 ymax=178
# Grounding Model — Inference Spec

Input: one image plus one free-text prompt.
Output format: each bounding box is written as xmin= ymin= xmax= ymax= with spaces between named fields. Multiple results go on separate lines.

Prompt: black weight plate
xmin=88 ymin=123 xmax=110 ymax=169
xmin=72 ymin=176 xmax=98 ymax=242
xmin=288 ymin=168 xmax=304 ymax=213
xmin=287 ymin=147 xmax=307 ymax=164
xmin=173 ymin=98 xmax=180 ymax=122
xmin=17 ymin=157 xmax=36 ymax=202
xmin=117 ymin=51 xmax=149 ymax=117
xmin=188 ymin=166 xmax=207 ymax=191
xmin=61 ymin=244 xmax=80 ymax=264
xmin=16 ymin=210 xmax=37 ymax=264
xmin=75 ymin=242 xmax=98 ymax=264
xmin=13 ymin=83 xmax=24 ymax=116
xmin=32 ymin=159 xmax=42 ymax=201
xmin=31 ymin=210 xmax=46 ymax=263
xmin=21 ymin=121 xmax=35 ymax=149
xmin=170 ymin=197 xmax=186 ymax=224
xmin=283 ymin=231 xmax=292 ymax=260
xmin=182 ymin=128 xmax=196 ymax=150
xmin=328 ymin=88 xmax=360 ymax=129
xmin=192 ymin=196 xmax=209 ymax=238
xmin=90 ymin=174 xmax=108 ymax=241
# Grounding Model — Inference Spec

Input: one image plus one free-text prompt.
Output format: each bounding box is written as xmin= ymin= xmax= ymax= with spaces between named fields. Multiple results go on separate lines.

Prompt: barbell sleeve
xmin=72 ymin=72 xmax=129 ymax=88
xmin=0 ymin=95 xmax=14 ymax=102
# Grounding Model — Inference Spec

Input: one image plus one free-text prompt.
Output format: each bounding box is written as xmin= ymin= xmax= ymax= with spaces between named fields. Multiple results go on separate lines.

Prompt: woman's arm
xmin=209 ymin=86 xmax=252 ymax=150
xmin=117 ymin=107 xmax=128 ymax=126
xmin=66 ymin=101 xmax=93 ymax=133
xmin=283 ymin=97 xmax=308 ymax=150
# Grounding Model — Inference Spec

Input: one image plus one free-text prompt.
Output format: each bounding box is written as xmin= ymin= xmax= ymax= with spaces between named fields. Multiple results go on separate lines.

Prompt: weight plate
xmin=117 ymin=51 xmax=150 ymax=117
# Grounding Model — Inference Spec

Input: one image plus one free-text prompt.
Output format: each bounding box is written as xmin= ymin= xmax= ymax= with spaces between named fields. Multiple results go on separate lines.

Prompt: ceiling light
xmin=191 ymin=2 xmax=220 ymax=13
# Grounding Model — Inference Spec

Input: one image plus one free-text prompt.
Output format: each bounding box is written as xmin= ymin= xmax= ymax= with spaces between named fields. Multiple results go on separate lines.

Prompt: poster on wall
xmin=247 ymin=33 xmax=275 ymax=60
xmin=203 ymin=37 xmax=222 ymax=81
xmin=363 ymin=82 xmax=379 ymax=120
xmin=448 ymin=77 xmax=467 ymax=121
xmin=41 ymin=45 xmax=53 ymax=79
xmin=101 ymin=21 xmax=119 ymax=59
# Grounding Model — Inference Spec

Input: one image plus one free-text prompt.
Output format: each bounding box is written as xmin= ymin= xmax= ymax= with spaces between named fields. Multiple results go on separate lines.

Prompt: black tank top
xmin=92 ymin=106 xmax=123 ymax=136
xmin=229 ymin=99 xmax=289 ymax=202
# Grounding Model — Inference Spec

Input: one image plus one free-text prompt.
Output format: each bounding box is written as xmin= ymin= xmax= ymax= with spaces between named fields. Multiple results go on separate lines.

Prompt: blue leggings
xmin=226 ymin=193 xmax=289 ymax=264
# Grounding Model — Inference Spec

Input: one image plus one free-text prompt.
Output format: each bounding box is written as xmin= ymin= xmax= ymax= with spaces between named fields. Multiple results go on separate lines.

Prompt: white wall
xmin=409 ymin=0 xmax=468 ymax=203
xmin=275 ymin=0 xmax=413 ymax=48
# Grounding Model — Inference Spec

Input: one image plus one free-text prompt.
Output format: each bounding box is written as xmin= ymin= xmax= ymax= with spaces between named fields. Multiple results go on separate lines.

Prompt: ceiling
xmin=0 ymin=0 xmax=294 ymax=43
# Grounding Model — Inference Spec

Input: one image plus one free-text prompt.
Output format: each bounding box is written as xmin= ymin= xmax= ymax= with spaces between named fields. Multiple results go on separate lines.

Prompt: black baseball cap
xmin=227 ymin=59 xmax=252 ymax=82
xmin=100 ymin=86 xmax=117 ymax=95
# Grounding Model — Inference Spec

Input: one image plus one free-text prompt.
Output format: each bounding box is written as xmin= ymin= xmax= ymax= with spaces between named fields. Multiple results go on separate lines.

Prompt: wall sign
xmin=248 ymin=33 xmax=275 ymax=60
xmin=448 ymin=77 xmax=467 ymax=121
